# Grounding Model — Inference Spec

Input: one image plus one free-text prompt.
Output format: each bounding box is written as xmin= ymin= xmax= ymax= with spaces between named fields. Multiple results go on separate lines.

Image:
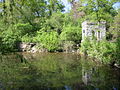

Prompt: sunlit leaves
xmin=80 ymin=0 xmax=117 ymax=22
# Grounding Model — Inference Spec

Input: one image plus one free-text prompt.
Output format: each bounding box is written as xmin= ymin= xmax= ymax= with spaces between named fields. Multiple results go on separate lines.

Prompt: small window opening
xmin=83 ymin=30 xmax=85 ymax=33
xmin=92 ymin=31 xmax=95 ymax=36
xmin=98 ymin=31 xmax=100 ymax=40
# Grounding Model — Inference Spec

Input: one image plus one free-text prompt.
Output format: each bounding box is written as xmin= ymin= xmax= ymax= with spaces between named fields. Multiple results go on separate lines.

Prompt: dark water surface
xmin=0 ymin=53 xmax=120 ymax=90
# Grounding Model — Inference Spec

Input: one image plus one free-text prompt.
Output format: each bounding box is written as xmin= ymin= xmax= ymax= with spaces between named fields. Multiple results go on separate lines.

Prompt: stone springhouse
xmin=82 ymin=21 xmax=106 ymax=42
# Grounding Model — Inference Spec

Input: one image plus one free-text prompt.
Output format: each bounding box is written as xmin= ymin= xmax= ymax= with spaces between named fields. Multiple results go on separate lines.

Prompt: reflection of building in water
xmin=0 ymin=81 xmax=4 ymax=90
xmin=82 ymin=71 xmax=90 ymax=85
xmin=82 ymin=67 xmax=95 ymax=85
xmin=64 ymin=86 xmax=72 ymax=90
xmin=82 ymin=21 xmax=106 ymax=42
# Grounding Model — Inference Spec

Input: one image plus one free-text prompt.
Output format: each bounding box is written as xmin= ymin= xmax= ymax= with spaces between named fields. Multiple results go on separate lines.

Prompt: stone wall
xmin=17 ymin=42 xmax=79 ymax=53
xmin=18 ymin=42 xmax=47 ymax=53
xmin=82 ymin=21 xmax=106 ymax=42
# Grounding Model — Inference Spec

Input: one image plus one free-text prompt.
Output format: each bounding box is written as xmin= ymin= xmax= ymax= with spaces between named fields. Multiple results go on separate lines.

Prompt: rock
xmin=109 ymin=61 xmax=120 ymax=69
xmin=18 ymin=42 xmax=36 ymax=52
xmin=114 ymin=64 xmax=120 ymax=69
xmin=31 ymin=46 xmax=38 ymax=53
xmin=38 ymin=48 xmax=48 ymax=53
xmin=77 ymin=49 xmax=80 ymax=53
xmin=18 ymin=42 xmax=48 ymax=53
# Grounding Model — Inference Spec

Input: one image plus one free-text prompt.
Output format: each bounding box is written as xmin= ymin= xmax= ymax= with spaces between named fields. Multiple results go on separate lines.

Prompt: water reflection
xmin=0 ymin=53 xmax=120 ymax=90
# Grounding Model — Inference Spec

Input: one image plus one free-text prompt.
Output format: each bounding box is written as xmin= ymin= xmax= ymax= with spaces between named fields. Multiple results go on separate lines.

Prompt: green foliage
xmin=47 ymin=0 xmax=65 ymax=15
xmin=14 ymin=23 xmax=33 ymax=36
xmin=107 ymin=11 xmax=120 ymax=64
xmin=34 ymin=31 xmax=60 ymax=52
xmin=80 ymin=0 xmax=117 ymax=22
xmin=0 ymin=0 xmax=119 ymax=67
xmin=116 ymin=38 xmax=120 ymax=64
xmin=21 ymin=34 xmax=33 ymax=43
xmin=1 ymin=26 xmax=19 ymax=52
xmin=0 ymin=19 xmax=7 ymax=33
xmin=46 ymin=12 xmax=65 ymax=34
xmin=80 ymin=39 xmax=117 ymax=64
xmin=109 ymin=11 xmax=120 ymax=40
xmin=61 ymin=41 xmax=75 ymax=52
xmin=60 ymin=25 xmax=82 ymax=43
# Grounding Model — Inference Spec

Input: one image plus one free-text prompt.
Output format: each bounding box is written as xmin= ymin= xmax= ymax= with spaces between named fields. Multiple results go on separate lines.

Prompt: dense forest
xmin=0 ymin=0 xmax=120 ymax=65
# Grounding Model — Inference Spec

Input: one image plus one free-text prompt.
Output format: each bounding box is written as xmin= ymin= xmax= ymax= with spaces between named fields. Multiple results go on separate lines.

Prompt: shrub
xmin=34 ymin=31 xmax=60 ymax=52
xmin=61 ymin=41 xmax=75 ymax=52
xmin=80 ymin=39 xmax=117 ymax=64
xmin=14 ymin=23 xmax=33 ymax=37
xmin=60 ymin=25 xmax=82 ymax=44
xmin=21 ymin=34 xmax=33 ymax=43
xmin=116 ymin=38 xmax=120 ymax=64
xmin=1 ymin=26 xmax=19 ymax=52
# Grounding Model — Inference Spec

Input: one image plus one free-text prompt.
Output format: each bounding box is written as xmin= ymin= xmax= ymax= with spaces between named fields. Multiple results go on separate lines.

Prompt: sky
xmin=113 ymin=2 xmax=120 ymax=10
xmin=61 ymin=0 xmax=120 ymax=12
xmin=61 ymin=0 xmax=71 ymax=12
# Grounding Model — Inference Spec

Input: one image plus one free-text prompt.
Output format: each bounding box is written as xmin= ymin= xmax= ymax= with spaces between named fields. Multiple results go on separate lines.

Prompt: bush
xmin=21 ymin=34 xmax=33 ymax=43
xmin=80 ymin=39 xmax=117 ymax=64
xmin=116 ymin=38 xmax=120 ymax=64
xmin=60 ymin=25 xmax=82 ymax=44
xmin=14 ymin=23 xmax=33 ymax=37
xmin=109 ymin=11 xmax=120 ymax=40
xmin=46 ymin=12 xmax=64 ymax=34
xmin=1 ymin=26 xmax=19 ymax=52
xmin=34 ymin=31 xmax=60 ymax=52
xmin=61 ymin=41 xmax=75 ymax=52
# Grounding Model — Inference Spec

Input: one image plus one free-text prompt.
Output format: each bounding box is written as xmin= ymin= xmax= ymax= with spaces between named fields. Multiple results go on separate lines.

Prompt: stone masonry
xmin=82 ymin=21 xmax=106 ymax=42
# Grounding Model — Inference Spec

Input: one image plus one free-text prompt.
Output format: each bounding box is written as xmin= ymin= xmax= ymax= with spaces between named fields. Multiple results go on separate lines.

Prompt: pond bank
xmin=18 ymin=42 xmax=80 ymax=53
xmin=1 ymin=41 xmax=120 ymax=69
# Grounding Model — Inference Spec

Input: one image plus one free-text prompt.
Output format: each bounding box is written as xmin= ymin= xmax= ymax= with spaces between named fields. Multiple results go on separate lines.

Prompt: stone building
xmin=82 ymin=21 xmax=106 ymax=42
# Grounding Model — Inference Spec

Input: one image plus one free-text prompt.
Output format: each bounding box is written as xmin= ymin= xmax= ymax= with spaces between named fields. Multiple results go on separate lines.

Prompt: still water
xmin=0 ymin=53 xmax=120 ymax=90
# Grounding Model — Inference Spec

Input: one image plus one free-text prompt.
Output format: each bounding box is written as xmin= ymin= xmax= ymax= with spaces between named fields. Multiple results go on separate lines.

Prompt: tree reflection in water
xmin=0 ymin=53 xmax=119 ymax=90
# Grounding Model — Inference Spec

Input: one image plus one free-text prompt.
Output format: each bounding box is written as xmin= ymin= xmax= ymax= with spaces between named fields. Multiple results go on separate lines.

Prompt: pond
xmin=0 ymin=53 xmax=120 ymax=90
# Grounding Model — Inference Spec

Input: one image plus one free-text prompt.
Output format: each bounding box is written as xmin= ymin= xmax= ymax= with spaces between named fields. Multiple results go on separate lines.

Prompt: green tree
xmin=60 ymin=24 xmax=82 ymax=44
xmin=109 ymin=11 xmax=120 ymax=64
xmin=110 ymin=10 xmax=120 ymax=40
xmin=47 ymin=0 xmax=65 ymax=16
xmin=79 ymin=0 xmax=118 ymax=22
xmin=45 ymin=12 xmax=65 ymax=34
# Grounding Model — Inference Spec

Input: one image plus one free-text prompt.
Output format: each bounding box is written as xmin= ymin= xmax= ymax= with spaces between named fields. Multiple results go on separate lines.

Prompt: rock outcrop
xmin=18 ymin=42 xmax=47 ymax=53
